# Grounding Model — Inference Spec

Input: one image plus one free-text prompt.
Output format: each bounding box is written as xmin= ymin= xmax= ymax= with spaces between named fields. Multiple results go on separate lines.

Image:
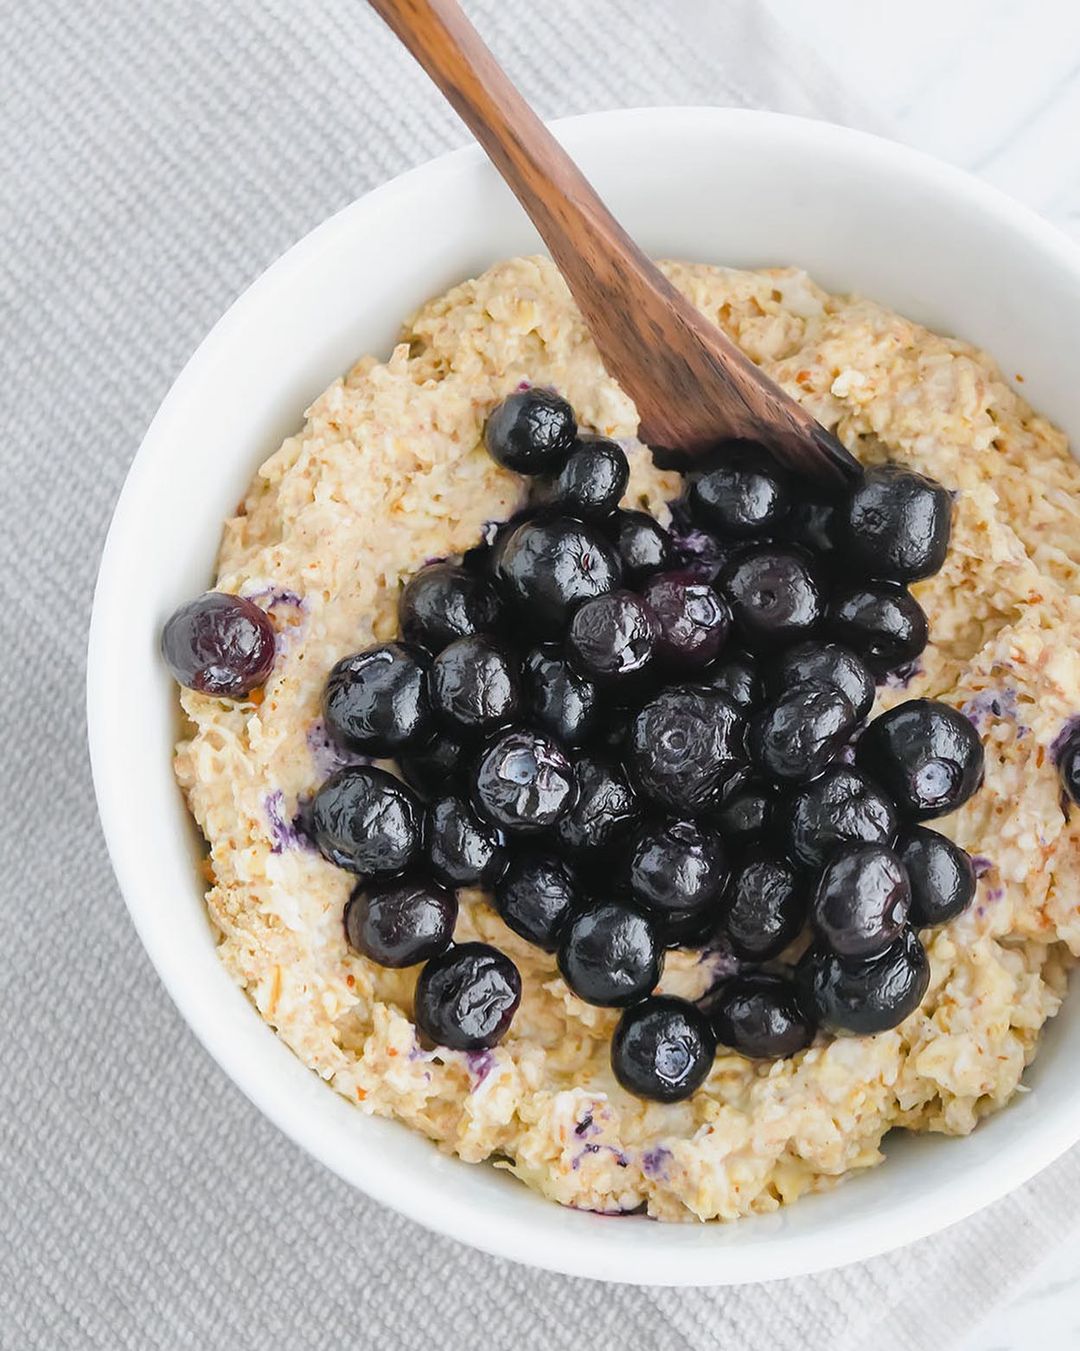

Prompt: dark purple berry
xmin=710 ymin=974 xmax=815 ymax=1059
xmin=414 ymin=943 xmax=521 ymax=1050
xmin=796 ymin=927 xmax=929 ymax=1035
xmin=628 ymin=685 xmax=747 ymax=814
xmin=522 ymin=644 xmax=598 ymax=746
xmin=494 ymin=853 xmax=578 ymax=951
xmin=1060 ymin=733 xmax=1080 ymax=806
xmin=567 ymin=591 xmax=659 ymax=684
xmin=642 ymin=571 xmax=731 ymax=671
xmin=898 ymin=827 xmax=977 ymax=927
xmin=829 ymin=582 xmax=928 ymax=675
xmin=309 ymin=766 xmax=424 ymax=877
xmin=689 ymin=445 xmax=789 ymax=537
xmin=344 ymin=877 xmax=456 ymax=968
xmin=430 ymin=635 xmax=519 ymax=738
xmin=837 ymin=463 xmax=952 ymax=582
xmin=811 ymin=844 xmax=910 ymax=957
xmin=547 ymin=437 xmax=629 ymax=517
xmin=722 ymin=854 xmax=805 ymax=960
xmin=718 ymin=546 xmax=824 ymax=651
xmin=398 ymin=735 xmax=466 ymax=800
xmin=749 ymin=680 xmax=856 ymax=784
xmin=557 ymin=902 xmax=663 ymax=1007
xmin=703 ymin=650 xmax=763 ymax=711
xmin=611 ymin=996 xmax=716 ymax=1102
xmin=473 ymin=729 xmax=577 ymax=834
xmin=628 ymin=819 xmax=727 ymax=917
xmin=492 ymin=516 xmax=621 ymax=636
xmin=554 ymin=755 xmax=640 ymax=859
xmin=784 ymin=766 xmax=899 ymax=871
xmin=856 ymin=698 xmax=984 ymax=819
xmin=162 ymin=591 xmax=276 ymax=697
xmin=428 ymin=794 xmax=506 ymax=888
xmin=608 ymin=509 xmax=673 ymax=582
xmin=399 ymin=562 xmax=502 ymax=653
xmin=713 ymin=782 xmax=774 ymax=852
xmin=767 ymin=641 xmax=874 ymax=721
xmin=323 ymin=642 xmax=432 ymax=756
xmin=484 ymin=389 xmax=576 ymax=475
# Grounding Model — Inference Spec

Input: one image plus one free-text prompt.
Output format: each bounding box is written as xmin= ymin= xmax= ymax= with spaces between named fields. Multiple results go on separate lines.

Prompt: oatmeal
xmin=173 ymin=257 xmax=1080 ymax=1221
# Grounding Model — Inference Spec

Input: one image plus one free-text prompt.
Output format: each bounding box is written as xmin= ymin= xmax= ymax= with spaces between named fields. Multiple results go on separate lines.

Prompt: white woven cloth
xmin=2 ymin=2 xmax=1077 ymax=1347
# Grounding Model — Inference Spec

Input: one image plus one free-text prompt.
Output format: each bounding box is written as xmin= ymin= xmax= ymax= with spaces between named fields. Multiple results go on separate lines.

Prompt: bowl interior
xmin=88 ymin=108 xmax=1080 ymax=1285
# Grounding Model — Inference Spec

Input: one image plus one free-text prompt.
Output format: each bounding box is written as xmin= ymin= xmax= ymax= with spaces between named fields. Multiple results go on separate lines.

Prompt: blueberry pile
xmin=163 ymin=387 xmax=995 ymax=1104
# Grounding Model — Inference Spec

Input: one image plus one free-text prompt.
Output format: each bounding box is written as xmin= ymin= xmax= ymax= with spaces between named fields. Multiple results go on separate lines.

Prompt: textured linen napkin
xmin=2 ymin=2 xmax=1077 ymax=1347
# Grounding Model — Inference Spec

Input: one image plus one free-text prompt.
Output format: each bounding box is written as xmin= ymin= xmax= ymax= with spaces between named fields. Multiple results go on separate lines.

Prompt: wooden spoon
xmin=368 ymin=0 xmax=861 ymax=489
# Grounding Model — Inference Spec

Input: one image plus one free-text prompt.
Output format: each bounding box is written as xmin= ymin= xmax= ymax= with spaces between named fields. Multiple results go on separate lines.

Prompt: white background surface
xmin=764 ymin=4 xmax=1080 ymax=1345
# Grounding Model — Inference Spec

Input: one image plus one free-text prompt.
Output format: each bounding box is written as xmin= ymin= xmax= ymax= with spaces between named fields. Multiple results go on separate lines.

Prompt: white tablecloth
xmin=3 ymin=2 xmax=1078 ymax=1347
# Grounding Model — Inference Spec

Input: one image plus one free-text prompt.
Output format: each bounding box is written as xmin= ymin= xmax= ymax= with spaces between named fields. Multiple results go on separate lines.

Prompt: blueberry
xmin=811 ymin=843 xmax=910 ymax=957
xmin=796 ymin=927 xmax=929 ymax=1035
xmin=718 ymin=546 xmax=824 ymax=651
xmin=430 ymin=635 xmax=519 ymax=738
xmin=522 ymin=644 xmax=598 ymax=746
xmin=749 ymin=680 xmax=856 ymax=784
xmin=656 ymin=905 xmax=724 ymax=950
xmin=323 ymin=642 xmax=432 ymax=756
xmin=856 ymin=698 xmax=984 ymax=819
xmin=713 ymin=782 xmax=774 ymax=852
xmin=162 ymin=591 xmax=276 ymax=697
xmin=567 ymin=591 xmax=659 ymax=684
xmin=784 ymin=499 xmax=838 ymax=560
xmin=628 ymin=685 xmax=747 ymax=814
xmin=837 ymin=464 xmax=952 ymax=582
xmin=829 ymin=582 xmax=928 ymax=675
xmin=309 ymin=766 xmax=424 ymax=877
xmin=767 ymin=641 xmax=874 ymax=721
xmin=1058 ymin=732 xmax=1080 ymax=807
xmin=494 ymin=853 xmax=578 ymax=951
xmin=398 ymin=562 xmax=502 ymax=653
xmin=607 ymin=509 xmax=674 ymax=583
xmin=554 ymin=755 xmax=640 ymax=859
xmin=492 ymin=516 xmax=622 ymax=635
xmin=611 ymin=996 xmax=716 ymax=1102
xmin=703 ymin=650 xmax=763 ymax=712
xmin=783 ymin=766 xmax=899 ymax=871
xmin=689 ymin=445 xmax=790 ymax=537
xmin=473 ymin=729 xmax=577 ymax=833
xmin=722 ymin=854 xmax=806 ymax=960
xmin=642 ymin=571 xmax=731 ymax=671
xmin=546 ymin=437 xmax=629 ymax=517
xmin=628 ymin=819 xmax=727 ymax=917
xmin=897 ymin=826 xmax=976 ymax=927
xmin=414 ymin=942 xmax=521 ymax=1050
xmin=344 ymin=877 xmax=456 ymax=968
xmin=594 ymin=707 xmax=633 ymax=757
xmin=428 ymin=794 xmax=507 ymax=888
xmin=710 ymin=974 xmax=816 ymax=1059
xmin=484 ymin=389 xmax=577 ymax=475
xmin=557 ymin=902 xmax=663 ymax=1007
xmin=397 ymin=735 xmax=466 ymax=800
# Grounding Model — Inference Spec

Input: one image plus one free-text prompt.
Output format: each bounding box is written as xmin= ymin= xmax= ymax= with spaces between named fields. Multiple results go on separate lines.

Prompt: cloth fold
xmin=0 ymin=1 xmax=1071 ymax=1347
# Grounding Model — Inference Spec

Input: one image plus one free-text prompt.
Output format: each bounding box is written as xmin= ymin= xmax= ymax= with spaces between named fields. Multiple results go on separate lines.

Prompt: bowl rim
xmin=87 ymin=105 xmax=1080 ymax=1285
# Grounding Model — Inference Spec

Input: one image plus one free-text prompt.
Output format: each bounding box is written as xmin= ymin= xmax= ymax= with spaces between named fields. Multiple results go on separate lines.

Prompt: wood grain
xmin=368 ymin=0 xmax=861 ymax=488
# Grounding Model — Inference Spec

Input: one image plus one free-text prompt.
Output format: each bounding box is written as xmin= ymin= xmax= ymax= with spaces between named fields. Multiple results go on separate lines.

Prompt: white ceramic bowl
xmin=88 ymin=108 xmax=1080 ymax=1285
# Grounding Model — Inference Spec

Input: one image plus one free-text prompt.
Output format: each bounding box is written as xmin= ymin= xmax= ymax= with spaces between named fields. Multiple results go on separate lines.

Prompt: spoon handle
xmin=368 ymin=0 xmax=860 ymax=486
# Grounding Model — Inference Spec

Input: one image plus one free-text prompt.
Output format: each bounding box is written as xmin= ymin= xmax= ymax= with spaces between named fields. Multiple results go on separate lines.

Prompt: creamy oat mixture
xmin=175 ymin=257 xmax=1080 ymax=1221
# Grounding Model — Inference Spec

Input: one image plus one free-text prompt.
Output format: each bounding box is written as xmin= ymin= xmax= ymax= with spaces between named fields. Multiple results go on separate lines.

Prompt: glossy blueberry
xmin=749 ymin=680 xmax=856 ymax=784
xmin=709 ymin=974 xmax=816 ymax=1059
xmin=767 ymin=641 xmax=875 ymax=721
xmin=473 ymin=729 xmax=577 ymax=834
xmin=397 ymin=735 xmax=466 ymax=801
xmin=642 ymin=571 xmax=731 ymax=671
xmin=829 ymin=582 xmax=928 ymax=675
xmin=703 ymin=650 xmax=763 ymax=712
xmin=414 ymin=942 xmax=522 ymax=1050
xmin=784 ymin=499 xmax=838 ymax=560
xmin=492 ymin=516 xmax=621 ymax=635
xmin=628 ymin=819 xmax=727 ymax=917
xmin=713 ymin=782 xmax=775 ymax=852
xmin=628 ymin=685 xmax=747 ymax=814
xmin=483 ymin=389 xmax=577 ymax=474
xmin=722 ymin=854 xmax=806 ymax=961
xmin=837 ymin=463 xmax=952 ymax=582
xmin=344 ymin=877 xmax=456 ymax=968
xmin=427 ymin=794 xmax=507 ymax=888
xmin=607 ymin=509 xmax=674 ymax=583
xmin=398 ymin=562 xmax=502 ymax=653
xmin=522 ymin=644 xmax=598 ymax=746
xmin=567 ymin=591 xmax=659 ymax=684
xmin=309 ymin=766 xmax=424 ymax=877
xmin=898 ymin=826 xmax=976 ymax=927
xmin=783 ymin=766 xmax=899 ymax=872
xmin=161 ymin=591 xmax=276 ymax=697
xmin=688 ymin=445 xmax=790 ymax=537
xmin=546 ymin=437 xmax=629 ymax=517
xmin=557 ymin=902 xmax=663 ymax=1007
xmin=554 ymin=755 xmax=640 ymax=859
xmin=856 ymin=698 xmax=984 ymax=819
xmin=718 ymin=545 xmax=824 ymax=651
xmin=796 ymin=927 xmax=930 ymax=1035
xmin=811 ymin=843 xmax=910 ymax=957
xmin=656 ymin=905 xmax=724 ymax=950
xmin=323 ymin=642 xmax=432 ymax=756
xmin=430 ymin=635 xmax=519 ymax=738
xmin=611 ymin=996 xmax=716 ymax=1102
xmin=494 ymin=853 xmax=578 ymax=952
xmin=1057 ymin=729 xmax=1080 ymax=807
